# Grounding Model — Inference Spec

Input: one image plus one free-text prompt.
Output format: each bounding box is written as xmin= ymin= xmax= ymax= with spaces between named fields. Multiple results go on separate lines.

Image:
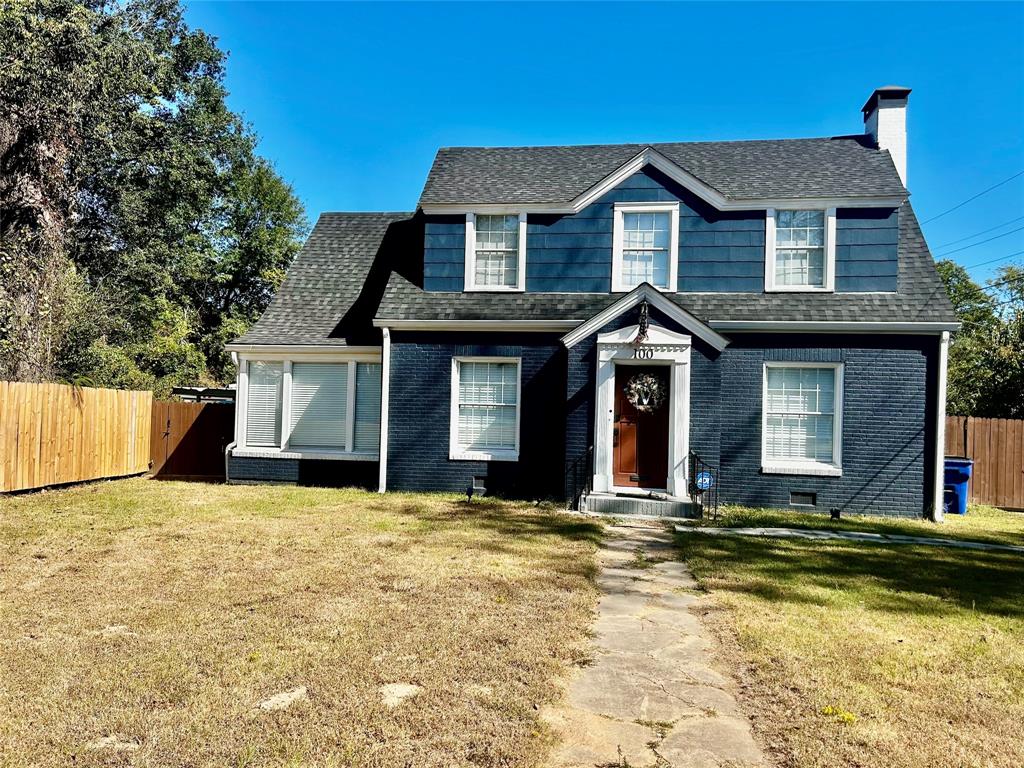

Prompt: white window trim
xmin=761 ymin=361 xmax=844 ymax=476
xmin=449 ymin=356 xmax=522 ymax=462
xmin=236 ymin=351 xmax=382 ymax=459
xmin=464 ymin=212 xmax=527 ymax=292
xmin=611 ymin=202 xmax=680 ymax=293
xmin=764 ymin=207 xmax=836 ymax=293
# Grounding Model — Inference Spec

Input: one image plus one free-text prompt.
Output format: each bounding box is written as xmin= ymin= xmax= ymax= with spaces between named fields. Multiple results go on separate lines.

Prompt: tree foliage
xmin=937 ymin=260 xmax=1024 ymax=418
xmin=0 ymin=0 xmax=307 ymax=394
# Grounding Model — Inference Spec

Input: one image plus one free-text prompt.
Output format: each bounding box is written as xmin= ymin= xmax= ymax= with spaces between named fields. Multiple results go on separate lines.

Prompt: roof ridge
xmin=436 ymin=135 xmax=872 ymax=152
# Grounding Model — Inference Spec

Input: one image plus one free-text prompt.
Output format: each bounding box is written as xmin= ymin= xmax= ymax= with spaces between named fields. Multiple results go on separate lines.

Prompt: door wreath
xmin=624 ymin=373 xmax=667 ymax=413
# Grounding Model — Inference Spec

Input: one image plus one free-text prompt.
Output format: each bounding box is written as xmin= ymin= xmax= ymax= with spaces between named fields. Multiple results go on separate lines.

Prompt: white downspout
xmin=224 ymin=351 xmax=240 ymax=482
xmin=932 ymin=331 xmax=950 ymax=522
xmin=378 ymin=327 xmax=391 ymax=493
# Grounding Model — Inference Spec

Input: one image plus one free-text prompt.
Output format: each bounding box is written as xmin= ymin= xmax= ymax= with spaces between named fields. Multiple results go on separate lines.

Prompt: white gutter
xmin=372 ymin=319 xmax=579 ymax=332
xmin=932 ymin=330 xmax=950 ymax=522
xmin=225 ymin=343 xmax=382 ymax=354
xmin=377 ymin=327 xmax=391 ymax=493
xmin=709 ymin=320 xmax=960 ymax=334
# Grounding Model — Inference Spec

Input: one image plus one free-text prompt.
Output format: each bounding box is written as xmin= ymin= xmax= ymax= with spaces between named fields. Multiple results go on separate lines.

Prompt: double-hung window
xmin=450 ymin=358 xmax=521 ymax=461
xmin=612 ymin=202 xmax=679 ymax=292
xmin=239 ymin=358 xmax=381 ymax=457
xmin=762 ymin=363 xmax=843 ymax=475
xmin=766 ymin=208 xmax=836 ymax=291
xmin=465 ymin=213 xmax=526 ymax=291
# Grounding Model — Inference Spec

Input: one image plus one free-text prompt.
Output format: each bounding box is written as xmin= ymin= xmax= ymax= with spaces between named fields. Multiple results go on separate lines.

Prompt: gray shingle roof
xmin=232 ymin=212 xmax=412 ymax=347
xmin=375 ymin=203 xmax=955 ymax=325
xmin=419 ymin=136 xmax=908 ymax=207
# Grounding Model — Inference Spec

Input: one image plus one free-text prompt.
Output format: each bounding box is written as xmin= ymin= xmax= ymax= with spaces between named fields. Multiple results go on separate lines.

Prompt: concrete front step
xmin=583 ymin=493 xmax=699 ymax=518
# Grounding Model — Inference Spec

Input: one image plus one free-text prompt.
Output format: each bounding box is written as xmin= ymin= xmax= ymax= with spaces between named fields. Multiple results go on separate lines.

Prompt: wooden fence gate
xmin=150 ymin=401 xmax=235 ymax=481
xmin=946 ymin=416 xmax=1024 ymax=511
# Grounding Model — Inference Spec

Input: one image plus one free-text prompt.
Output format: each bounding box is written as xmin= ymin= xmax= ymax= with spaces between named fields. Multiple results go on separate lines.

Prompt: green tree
xmin=938 ymin=260 xmax=1024 ymax=418
xmin=0 ymin=0 xmax=307 ymax=393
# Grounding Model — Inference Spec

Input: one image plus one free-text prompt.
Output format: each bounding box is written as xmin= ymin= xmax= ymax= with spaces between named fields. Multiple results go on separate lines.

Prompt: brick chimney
xmin=862 ymin=86 xmax=911 ymax=187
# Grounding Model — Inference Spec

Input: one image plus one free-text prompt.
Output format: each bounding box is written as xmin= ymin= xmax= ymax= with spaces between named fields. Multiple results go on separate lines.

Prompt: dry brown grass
xmin=0 ymin=479 xmax=602 ymax=767
xmin=679 ymin=505 xmax=1024 ymax=768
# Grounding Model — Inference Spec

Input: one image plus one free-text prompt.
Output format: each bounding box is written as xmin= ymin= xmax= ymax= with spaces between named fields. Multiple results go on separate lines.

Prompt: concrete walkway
xmin=674 ymin=525 xmax=1024 ymax=554
xmin=544 ymin=524 xmax=765 ymax=768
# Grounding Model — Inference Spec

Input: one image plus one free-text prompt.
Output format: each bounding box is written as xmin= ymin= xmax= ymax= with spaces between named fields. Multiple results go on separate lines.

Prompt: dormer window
xmin=464 ymin=213 xmax=526 ymax=291
xmin=611 ymin=202 xmax=680 ymax=292
xmin=765 ymin=208 xmax=836 ymax=292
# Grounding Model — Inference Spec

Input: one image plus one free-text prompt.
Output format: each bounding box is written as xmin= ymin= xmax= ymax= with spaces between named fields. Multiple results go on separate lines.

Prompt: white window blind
xmin=474 ymin=214 xmax=519 ymax=288
xmin=775 ymin=210 xmax=825 ymax=287
xmin=289 ymin=362 xmax=348 ymax=448
xmin=456 ymin=361 xmax=518 ymax=451
xmin=620 ymin=211 xmax=670 ymax=289
xmin=245 ymin=361 xmax=283 ymax=447
xmin=765 ymin=367 xmax=837 ymax=463
xmin=354 ymin=362 xmax=382 ymax=452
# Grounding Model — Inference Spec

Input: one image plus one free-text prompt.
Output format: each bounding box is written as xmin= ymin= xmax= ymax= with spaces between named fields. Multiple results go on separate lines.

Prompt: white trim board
xmin=561 ymin=284 xmax=730 ymax=352
xmin=709 ymin=320 xmax=960 ymax=334
xmin=420 ymin=146 xmax=907 ymax=215
xmin=225 ymin=343 xmax=381 ymax=355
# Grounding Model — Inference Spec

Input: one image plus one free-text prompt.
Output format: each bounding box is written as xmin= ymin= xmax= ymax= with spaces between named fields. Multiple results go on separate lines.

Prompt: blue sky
xmin=185 ymin=1 xmax=1024 ymax=284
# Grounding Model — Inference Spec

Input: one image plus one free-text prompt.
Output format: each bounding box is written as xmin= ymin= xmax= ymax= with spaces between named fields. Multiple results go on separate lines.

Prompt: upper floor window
xmin=465 ymin=213 xmax=526 ymax=291
xmin=612 ymin=202 xmax=679 ymax=292
xmin=766 ymin=208 xmax=836 ymax=292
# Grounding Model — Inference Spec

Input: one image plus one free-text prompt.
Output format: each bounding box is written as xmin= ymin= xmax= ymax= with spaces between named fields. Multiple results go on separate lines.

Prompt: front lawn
xmin=0 ymin=479 xmax=601 ymax=767
xmin=679 ymin=505 xmax=1024 ymax=768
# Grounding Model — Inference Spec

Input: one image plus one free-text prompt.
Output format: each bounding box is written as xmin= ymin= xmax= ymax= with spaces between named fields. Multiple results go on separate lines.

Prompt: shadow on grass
xmin=676 ymin=531 xmax=1024 ymax=620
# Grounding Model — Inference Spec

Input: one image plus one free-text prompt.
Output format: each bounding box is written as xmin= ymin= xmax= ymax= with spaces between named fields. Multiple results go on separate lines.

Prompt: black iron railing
xmin=565 ymin=445 xmax=594 ymax=511
xmin=688 ymin=450 xmax=720 ymax=521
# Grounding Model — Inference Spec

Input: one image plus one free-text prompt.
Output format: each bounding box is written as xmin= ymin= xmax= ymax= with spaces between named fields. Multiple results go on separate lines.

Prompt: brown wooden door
xmin=613 ymin=365 xmax=669 ymax=489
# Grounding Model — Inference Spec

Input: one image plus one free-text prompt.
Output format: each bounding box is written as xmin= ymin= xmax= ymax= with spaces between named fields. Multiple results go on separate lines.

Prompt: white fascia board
xmin=561 ymin=284 xmax=730 ymax=351
xmin=371 ymin=319 xmax=578 ymax=332
xmin=225 ymin=343 xmax=382 ymax=355
xmin=709 ymin=320 xmax=961 ymax=334
xmin=419 ymin=147 xmax=907 ymax=215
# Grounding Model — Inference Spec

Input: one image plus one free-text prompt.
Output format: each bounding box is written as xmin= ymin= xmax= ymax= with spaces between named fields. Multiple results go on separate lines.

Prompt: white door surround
xmin=593 ymin=323 xmax=691 ymax=499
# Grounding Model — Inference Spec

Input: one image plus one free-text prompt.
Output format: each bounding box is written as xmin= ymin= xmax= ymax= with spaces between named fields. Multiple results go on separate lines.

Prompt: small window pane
xmin=246 ymin=362 xmax=283 ymax=447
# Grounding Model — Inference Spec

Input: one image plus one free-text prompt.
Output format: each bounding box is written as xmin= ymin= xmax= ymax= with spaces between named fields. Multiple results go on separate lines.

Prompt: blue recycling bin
xmin=943 ymin=457 xmax=974 ymax=515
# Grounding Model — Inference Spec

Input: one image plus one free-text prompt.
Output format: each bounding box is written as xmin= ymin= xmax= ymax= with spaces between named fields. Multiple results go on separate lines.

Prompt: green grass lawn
xmin=678 ymin=505 xmax=1024 ymax=768
xmin=0 ymin=479 xmax=601 ymax=768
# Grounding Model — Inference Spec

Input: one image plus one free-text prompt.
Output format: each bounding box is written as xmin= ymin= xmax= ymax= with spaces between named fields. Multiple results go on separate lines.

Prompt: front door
xmin=613 ymin=365 xmax=669 ymax=489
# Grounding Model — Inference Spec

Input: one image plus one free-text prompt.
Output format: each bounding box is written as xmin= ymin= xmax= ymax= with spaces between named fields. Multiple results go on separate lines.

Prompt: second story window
xmin=766 ymin=208 xmax=836 ymax=292
xmin=465 ymin=213 xmax=526 ymax=291
xmin=612 ymin=202 xmax=680 ymax=292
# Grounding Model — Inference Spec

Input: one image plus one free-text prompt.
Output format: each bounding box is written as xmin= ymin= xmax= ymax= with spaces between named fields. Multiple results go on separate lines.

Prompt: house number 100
xmin=632 ymin=347 xmax=654 ymax=359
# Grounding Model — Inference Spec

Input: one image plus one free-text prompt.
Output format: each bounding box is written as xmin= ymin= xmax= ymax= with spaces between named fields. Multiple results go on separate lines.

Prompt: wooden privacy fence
xmin=0 ymin=381 xmax=152 ymax=493
xmin=946 ymin=416 xmax=1024 ymax=511
xmin=150 ymin=400 xmax=235 ymax=481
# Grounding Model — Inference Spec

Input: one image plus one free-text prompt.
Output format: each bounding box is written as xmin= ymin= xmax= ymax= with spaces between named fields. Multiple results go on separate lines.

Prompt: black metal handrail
xmin=688 ymin=450 xmax=720 ymax=521
xmin=565 ymin=445 xmax=594 ymax=511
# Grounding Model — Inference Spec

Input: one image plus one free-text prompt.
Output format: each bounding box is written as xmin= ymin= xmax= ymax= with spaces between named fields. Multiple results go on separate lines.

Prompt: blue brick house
xmin=225 ymin=87 xmax=958 ymax=518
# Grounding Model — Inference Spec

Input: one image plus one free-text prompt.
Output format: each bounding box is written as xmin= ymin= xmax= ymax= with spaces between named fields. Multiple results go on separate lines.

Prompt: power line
xmin=934 ymin=225 xmax=1024 ymax=257
xmin=921 ymin=170 xmax=1024 ymax=225
xmin=933 ymin=215 xmax=1024 ymax=248
xmin=962 ymin=249 xmax=1024 ymax=271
